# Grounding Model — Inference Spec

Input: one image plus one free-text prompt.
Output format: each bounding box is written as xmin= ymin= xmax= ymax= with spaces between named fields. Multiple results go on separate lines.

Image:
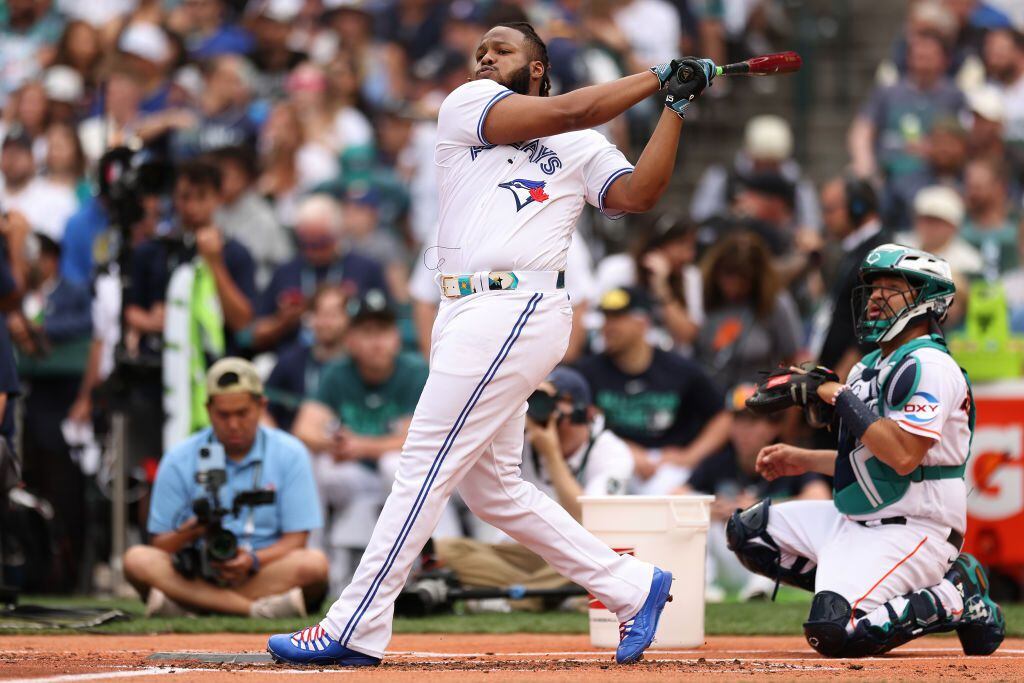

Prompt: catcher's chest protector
xmin=833 ymin=335 xmax=975 ymax=515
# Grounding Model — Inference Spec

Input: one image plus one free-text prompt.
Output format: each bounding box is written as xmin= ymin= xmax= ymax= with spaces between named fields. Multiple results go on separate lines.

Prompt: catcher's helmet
xmin=852 ymin=243 xmax=955 ymax=344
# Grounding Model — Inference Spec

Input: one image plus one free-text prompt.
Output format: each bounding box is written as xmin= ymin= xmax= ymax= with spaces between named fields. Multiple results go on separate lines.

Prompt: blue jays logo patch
xmin=498 ymin=178 xmax=550 ymax=212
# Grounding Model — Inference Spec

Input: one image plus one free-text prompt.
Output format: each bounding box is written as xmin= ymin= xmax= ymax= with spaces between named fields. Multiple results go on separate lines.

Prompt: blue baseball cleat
xmin=615 ymin=567 xmax=673 ymax=664
xmin=267 ymin=624 xmax=381 ymax=666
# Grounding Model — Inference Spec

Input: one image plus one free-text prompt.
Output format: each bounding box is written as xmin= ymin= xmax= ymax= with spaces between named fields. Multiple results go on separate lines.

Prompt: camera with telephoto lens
xmin=526 ymin=389 xmax=557 ymax=424
xmin=171 ymin=444 xmax=276 ymax=584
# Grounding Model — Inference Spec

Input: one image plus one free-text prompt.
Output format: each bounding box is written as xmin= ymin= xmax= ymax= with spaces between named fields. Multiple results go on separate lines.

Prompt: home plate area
xmin=2 ymin=634 xmax=1024 ymax=681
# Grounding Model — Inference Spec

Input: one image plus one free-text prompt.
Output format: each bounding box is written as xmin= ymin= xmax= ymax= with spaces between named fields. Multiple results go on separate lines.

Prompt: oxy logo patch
xmin=902 ymin=391 xmax=940 ymax=424
xmin=498 ymin=178 xmax=550 ymax=211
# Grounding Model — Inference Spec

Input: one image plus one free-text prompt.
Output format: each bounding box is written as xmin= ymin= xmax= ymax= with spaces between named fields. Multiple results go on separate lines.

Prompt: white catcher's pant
xmin=768 ymin=500 xmax=960 ymax=615
xmin=320 ymin=290 xmax=654 ymax=658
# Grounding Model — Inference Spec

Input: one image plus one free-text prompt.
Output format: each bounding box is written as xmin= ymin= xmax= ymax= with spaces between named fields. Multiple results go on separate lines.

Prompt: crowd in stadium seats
xmin=1 ymin=0 xmax=1023 ymax=606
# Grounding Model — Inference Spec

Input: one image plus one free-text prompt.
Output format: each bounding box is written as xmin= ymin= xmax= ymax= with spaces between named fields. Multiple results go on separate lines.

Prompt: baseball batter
xmin=729 ymin=244 xmax=1005 ymax=658
xmin=268 ymin=22 xmax=715 ymax=666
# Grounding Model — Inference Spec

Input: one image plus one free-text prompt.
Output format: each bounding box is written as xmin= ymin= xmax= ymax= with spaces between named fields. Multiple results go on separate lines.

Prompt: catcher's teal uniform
xmin=726 ymin=244 xmax=1004 ymax=658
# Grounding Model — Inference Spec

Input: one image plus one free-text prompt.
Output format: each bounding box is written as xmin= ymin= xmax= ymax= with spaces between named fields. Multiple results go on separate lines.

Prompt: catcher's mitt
xmin=745 ymin=362 xmax=839 ymax=429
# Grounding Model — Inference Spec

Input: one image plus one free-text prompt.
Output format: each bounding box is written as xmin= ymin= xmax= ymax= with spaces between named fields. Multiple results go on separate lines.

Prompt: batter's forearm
xmin=622 ymin=109 xmax=683 ymax=209
xmin=557 ymin=72 xmax=661 ymax=130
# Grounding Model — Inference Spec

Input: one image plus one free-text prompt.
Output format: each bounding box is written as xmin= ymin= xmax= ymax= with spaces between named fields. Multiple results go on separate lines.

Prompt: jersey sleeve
xmin=435 ymin=79 xmax=514 ymax=166
xmin=581 ymin=131 xmax=634 ymax=220
xmin=885 ymin=351 xmax=965 ymax=442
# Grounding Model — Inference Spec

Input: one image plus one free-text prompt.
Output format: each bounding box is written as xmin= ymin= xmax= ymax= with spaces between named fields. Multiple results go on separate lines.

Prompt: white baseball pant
xmin=320 ymin=290 xmax=654 ymax=657
xmin=768 ymin=500 xmax=959 ymax=616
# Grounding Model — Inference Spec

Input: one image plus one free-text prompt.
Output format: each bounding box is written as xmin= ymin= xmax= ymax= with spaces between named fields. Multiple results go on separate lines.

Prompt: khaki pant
xmin=435 ymin=537 xmax=573 ymax=612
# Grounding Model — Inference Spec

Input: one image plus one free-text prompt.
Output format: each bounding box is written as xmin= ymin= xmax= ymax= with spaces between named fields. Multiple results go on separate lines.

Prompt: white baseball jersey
xmin=843 ymin=338 xmax=971 ymax=532
xmin=434 ymin=79 xmax=634 ymax=273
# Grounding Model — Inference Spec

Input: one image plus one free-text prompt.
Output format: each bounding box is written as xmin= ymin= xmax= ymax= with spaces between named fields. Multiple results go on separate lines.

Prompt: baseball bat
xmin=679 ymin=51 xmax=802 ymax=82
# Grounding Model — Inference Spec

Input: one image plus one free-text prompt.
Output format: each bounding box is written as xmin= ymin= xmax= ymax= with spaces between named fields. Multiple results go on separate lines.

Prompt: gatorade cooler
xmin=580 ymin=495 xmax=713 ymax=649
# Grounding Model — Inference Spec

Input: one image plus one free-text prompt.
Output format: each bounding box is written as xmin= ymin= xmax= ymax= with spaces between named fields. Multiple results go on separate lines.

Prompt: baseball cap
xmin=968 ymin=85 xmax=1006 ymax=124
xmin=348 ymin=289 xmax=395 ymax=326
xmin=261 ymin=0 xmax=304 ymax=22
xmin=598 ymin=286 xmax=653 ymax=316
xmin=738 ymin=171 xmax=796 ymax=208
xmin=914 ymin=185 xmax=964 ymax=226
xmin=207 ymin=357 xmax=264 ymax=398
xmin=118 ymin=23 xmax=172 ymax=64
xmin=43 ymin=66 xmax=84 ymax=104
xmin=744 ymin=115 xmax=792 ymax=161
xmin=547 ymin=366 xmax=592 ymax=408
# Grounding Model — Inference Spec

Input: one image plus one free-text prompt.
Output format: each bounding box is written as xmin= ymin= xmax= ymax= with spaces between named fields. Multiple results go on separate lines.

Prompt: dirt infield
xmin=2 ymin=633 xmax=1022 ymax=681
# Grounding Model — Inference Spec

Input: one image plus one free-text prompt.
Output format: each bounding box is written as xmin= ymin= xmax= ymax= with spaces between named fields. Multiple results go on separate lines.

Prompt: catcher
xmin=729 ymin=244 xmax=1005 ymax=658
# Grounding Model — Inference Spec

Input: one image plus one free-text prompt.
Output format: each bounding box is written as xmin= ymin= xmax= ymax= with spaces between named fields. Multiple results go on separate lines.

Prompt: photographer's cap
xmin=207 ymin=357 xmax=263 ymax=398
xmin=547 ymin=366 xmax=592 ymax=407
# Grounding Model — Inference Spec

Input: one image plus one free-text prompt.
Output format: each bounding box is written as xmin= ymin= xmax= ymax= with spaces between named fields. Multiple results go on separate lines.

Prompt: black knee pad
xmin=804 ymin=591 xmax=852 ymax=657
xmin=726 ymin=498 xmax=816 ymax=593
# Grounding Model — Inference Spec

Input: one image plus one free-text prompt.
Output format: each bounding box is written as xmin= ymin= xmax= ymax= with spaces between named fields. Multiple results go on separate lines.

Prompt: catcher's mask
xmin=852 ymin=244 xmax=955 ymax=345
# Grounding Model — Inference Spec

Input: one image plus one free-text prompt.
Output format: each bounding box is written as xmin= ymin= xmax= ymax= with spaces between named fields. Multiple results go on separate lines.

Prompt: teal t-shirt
xmin=960 ymin=218 xmax=1019 ymax=276
xmin=315 ymin=352 xmax=428 ymax=436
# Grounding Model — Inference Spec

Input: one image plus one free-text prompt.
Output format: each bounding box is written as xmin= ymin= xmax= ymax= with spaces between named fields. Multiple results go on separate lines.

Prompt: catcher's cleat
xmin=267 ymin=624 xmax=381 ymax=666
xmin=616 ymin=567 xmax=673 ymax=664
xmin=945 ymin=553 xmax=1005 ymax=656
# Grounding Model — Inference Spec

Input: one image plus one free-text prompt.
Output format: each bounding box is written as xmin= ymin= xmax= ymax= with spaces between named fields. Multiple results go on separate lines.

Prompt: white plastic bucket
xmin=580 ymin=494 xmax=713 ymax=649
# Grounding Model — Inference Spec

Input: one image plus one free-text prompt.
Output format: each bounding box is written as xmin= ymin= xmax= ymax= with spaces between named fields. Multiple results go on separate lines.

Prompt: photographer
xmin=123 ymin=358 xmax=327 ymax=618
xmin=434 ymin=367 xmax=633 ymax=610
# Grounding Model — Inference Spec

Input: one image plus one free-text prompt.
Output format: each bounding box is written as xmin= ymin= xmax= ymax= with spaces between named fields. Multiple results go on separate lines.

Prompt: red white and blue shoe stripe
xmin=267 ymin=624 xmax=381 ymax=666
xmin=616 ymin=567 xmax=674 ymax=664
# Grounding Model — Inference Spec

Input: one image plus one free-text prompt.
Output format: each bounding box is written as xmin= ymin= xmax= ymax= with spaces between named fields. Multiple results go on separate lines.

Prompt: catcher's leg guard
xmin=726 ymin=498 xmax=816 ymax=594
xmin=805 ymin=588 xmax=956 ymax=658
xmin=946 ymin=553 xmax=1005 ymax=655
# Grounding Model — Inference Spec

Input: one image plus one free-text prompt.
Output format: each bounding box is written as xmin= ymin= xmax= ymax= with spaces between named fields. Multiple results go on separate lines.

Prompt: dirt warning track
xmin=2 ymin=633 xmax=1023 ymax=681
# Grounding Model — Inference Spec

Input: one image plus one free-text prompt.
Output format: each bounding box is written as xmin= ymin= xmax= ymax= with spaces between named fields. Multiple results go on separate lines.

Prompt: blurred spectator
xmin=124 ymin=358 xmax=327 ymax=618
xmin=849 ymin=32 xmax=966 ymax=183
xmin=52 ymin=20 xmax=103 ymax=99
xmin=338 ymin=182 xmax=409 ymax=301
xmin=709 ymin=170 xmax=798 ymax=258
xmin=169 ymin=54 xmax=260 ymax=160
xmin=967 ymin=84 xmax=1010 ymax=169
xmin=596 ymin=215 xmax=703 ymax=349
xmin=576 ymin=287 xmax=731 ymax=494
xmin=899 ymin=185 xmax=983 ymax=279
xmin=983 ymin=27 xmax=1024 ymax=177
xmin=290 ymin=295 xmax=428 ymax=536
xmin=252 ymin=194 xmax=388 ymax=352
xmin=378 ymin=0 xmax=449 ymax=64
xmin=806 ymin=177 xmax=887 ymax=379
xmin=884 ymin=117 xmax=969 ymax=230
xmin=434 ymin=366 xmax=634 ymax=610
xmin=949 ymin=0 xmax=1014 ymax=62
xmin=0 ymin=0 xmax=65 ymax=106
xmin=126 ymin=160 xmax=256 ymax=448
xmin=257 ymin=101 xmax=339 ymax=228
xmin=247 ymin=0 xmax=307 ymax=100
xmin=116 ymin=22 xmax=175 ymax=114
xmin=694 ymin=232 xmax=802 ymax=392
xmin=212 ymin=145 xmax=292 ymax=287
xmin=610 ymin=0 xmax=682 ymax=67
xmin=680 ymin=384 xmax=830 ymax=602
xmin=4 ymin=81 xmax=53 ymax=162
xmin=961 ymin=157 xmax=1019 ymax=277
xmin=691 ymin=115 xmax=821 ymax=231
xmin=0 ymin=211 xmax=29 ymax=449
xmin=43 ymin=65 xmax=86 ymax=125
xmin=11 ymin=233 xmax=92 ymax=591
xmin=78 ymin=67 xmax=146 ymax=166
xmin=1002 ymin=239 xmax=1024 ymax=332
xmin=43 ymin=121 xmax=89 ymax=204
xmin=0 ymin=127 xmax=77 ymax=240
xmin=322 ymin=53 xmax=375 ymax=153
xmin=170 ymin=0 xmax=254 ymax=60
xmin=265 ymin=285 xmax=350 ymax=432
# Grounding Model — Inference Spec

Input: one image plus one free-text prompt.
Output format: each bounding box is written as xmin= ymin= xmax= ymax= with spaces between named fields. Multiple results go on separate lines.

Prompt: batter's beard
xmin=502 ymin=63 xmax=534 ymax=95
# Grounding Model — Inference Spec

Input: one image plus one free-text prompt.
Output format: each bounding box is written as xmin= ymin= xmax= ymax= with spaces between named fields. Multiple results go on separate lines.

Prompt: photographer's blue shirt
xmin=148 ymin=426 xmax=322 ymax=550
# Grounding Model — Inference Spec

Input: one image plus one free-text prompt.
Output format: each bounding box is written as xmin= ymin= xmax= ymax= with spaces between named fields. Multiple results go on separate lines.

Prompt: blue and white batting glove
xmin=664 ymin=57 xmax=716 ymax=118
xmin=649 ymin=59 xmax=682 ymax=90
